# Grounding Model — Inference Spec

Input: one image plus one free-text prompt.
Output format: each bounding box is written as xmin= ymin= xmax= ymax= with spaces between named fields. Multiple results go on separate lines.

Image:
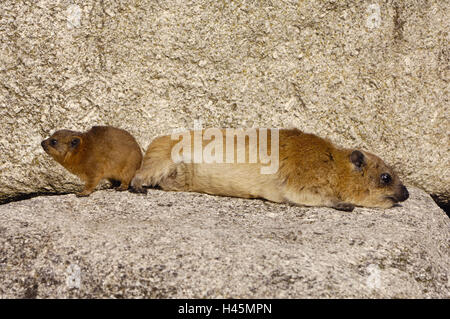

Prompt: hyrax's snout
xmin=397 ymin=185 xmax=409 ymax=202
xmin=393 ymin=185 xmax=409 ymax=202
xmin=41 ymin=137 xmax=58 ymax=153
xmin=41 ymin=139 xmax=48 ymax=151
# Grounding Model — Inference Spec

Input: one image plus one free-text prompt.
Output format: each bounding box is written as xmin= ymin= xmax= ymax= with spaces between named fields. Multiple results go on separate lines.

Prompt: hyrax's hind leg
xmin=131 ymin=135 xmax=180 ymax=194
xmin=108 ymin=179 xmax=122 ymax=189
xmin=114 ymin=163 xmax=139 ymax=192
xmin=107 ymin=178 xmax=130 ymax=191
xmin=157 ymin=163 xmax=187 ymax=191
xmin=115 ymin=178 xmax=131 ymax=192
xmin=130 ymin=172 xmax=148 ymax=193
xmin=131 ymin=159 xmax=180 ymax=193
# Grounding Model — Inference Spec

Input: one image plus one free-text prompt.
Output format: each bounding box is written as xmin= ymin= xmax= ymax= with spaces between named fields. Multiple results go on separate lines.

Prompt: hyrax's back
xmin=186 ymin=129 xmax=333 ymax=202
xmin=87 ymin=126 xmax=143 ymax=178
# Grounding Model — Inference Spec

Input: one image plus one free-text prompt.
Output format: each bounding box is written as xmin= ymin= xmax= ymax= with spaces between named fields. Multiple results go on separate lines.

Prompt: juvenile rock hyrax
xmin=131 ymin=128 xmax=409 ymax=211
xmin=41 ymin=126 xmax=143 ymax=197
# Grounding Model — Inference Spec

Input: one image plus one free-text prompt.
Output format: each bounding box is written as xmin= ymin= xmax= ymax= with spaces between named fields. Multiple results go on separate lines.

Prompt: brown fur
xmin=131 ymin=128 xmax=409 ymax=211
xmin=42 ymin=126 xmax=143 ymax=197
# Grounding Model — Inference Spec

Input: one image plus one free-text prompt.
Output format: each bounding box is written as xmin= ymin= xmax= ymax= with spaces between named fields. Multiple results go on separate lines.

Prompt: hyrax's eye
xmin=50 ymin=139 xmax=57 ymax=146
xmin=71 ymin=138 xmax=80 ymax=147
xmin=380 ymin=173 xmax=392 ymax=185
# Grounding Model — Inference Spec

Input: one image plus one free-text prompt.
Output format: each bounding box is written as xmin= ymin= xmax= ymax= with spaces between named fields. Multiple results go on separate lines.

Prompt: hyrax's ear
xmin=350 ymin=150 xmax=365 ymax=170
xmin=70 ymin=136 xmax=82 ymax=148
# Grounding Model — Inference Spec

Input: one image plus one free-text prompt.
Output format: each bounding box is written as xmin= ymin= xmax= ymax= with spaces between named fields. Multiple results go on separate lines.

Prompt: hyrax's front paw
xmin=76 ymin=190 xmax=92 ymax=197
xmin=333 ymin=202 xmax=355 ymax=212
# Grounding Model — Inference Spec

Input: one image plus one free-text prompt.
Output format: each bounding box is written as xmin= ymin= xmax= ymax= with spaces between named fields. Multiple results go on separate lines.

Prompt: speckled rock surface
xmin=0 ymin=187 xmax=448 ymax=298
xmin=0 ymin=0 xmax=448 ymax=204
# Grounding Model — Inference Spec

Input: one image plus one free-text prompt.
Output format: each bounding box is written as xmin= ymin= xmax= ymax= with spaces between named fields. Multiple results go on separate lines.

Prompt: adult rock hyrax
xmin=41 ymin=126 xmax=143 ymax=197
xmin=131 ymin=128 xmax=409 ymax=211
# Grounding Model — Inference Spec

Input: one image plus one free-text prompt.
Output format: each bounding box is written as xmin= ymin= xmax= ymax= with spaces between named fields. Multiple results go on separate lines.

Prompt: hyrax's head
xmin=41 ymin=130 xmax=83 ymax=166
xmin=343 ymin=150 xmax=409 ymax=208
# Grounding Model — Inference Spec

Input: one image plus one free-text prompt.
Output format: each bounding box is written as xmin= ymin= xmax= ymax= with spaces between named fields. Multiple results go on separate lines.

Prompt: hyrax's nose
xmin=398 ymin=185 xmax=409 ymax=202
xmin=41 ymin=140 xmax=47 ymax=149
